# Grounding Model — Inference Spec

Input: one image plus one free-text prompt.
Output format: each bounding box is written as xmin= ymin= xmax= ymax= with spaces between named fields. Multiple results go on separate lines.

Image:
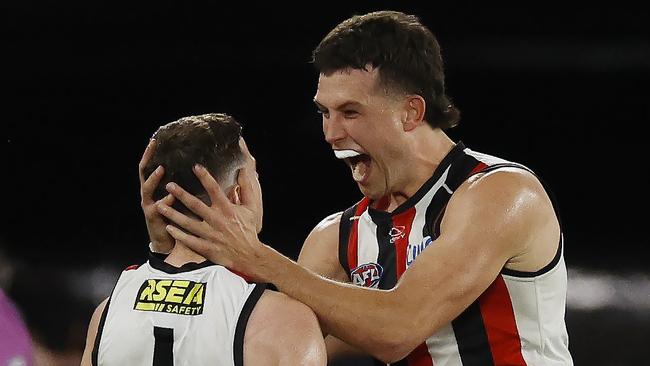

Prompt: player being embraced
xmin=81 ymin=113 xmax=326 ymax=366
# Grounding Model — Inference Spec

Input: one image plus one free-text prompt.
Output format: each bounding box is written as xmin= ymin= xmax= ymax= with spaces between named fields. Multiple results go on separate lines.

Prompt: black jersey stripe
xmin=375 ymin=216 xmax=398 ymax=290
xmin=452 ymin=302 xmax=495 ymax=365
xmin=233 ymin=283 xmax=267 ymax=366
xmin=372 ymin=359 xmax=408 ymax=366
xmin=91 ymin=296 xmax=111 ymax=366
xmin=422 ymin=153 xmax=483 ymax=239
xmin=92 ymin=267 xmax=127 ymax=366
xmin=152 ymin=326 xmax=174 ymax=366
xmin=339 ymin=205 xmax=358 ymax=278
xmin=423 ymin=189 xmax=451 ymax=240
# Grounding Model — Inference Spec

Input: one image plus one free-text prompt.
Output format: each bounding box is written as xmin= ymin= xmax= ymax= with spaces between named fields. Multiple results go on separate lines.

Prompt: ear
xmin=403 ymin=95 xmax=426 ymax=132
xmin=226 ymin=185 xmax=242 ymax=205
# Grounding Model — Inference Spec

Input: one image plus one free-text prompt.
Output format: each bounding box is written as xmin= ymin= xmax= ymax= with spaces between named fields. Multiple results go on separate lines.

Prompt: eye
xmin=343 ymin=110 xmax=359 ymax=119
xmin=316 ymin=109 xmax=330 ymax=119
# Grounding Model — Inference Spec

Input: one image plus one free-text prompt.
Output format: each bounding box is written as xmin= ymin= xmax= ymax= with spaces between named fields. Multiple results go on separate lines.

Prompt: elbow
xmin=372 ymin=337 xmax=418 ymax=364
xmin=365 ymin=292 xmax=430 ymax=363
xmin=367 ymin=323 xmax=423 ymax=363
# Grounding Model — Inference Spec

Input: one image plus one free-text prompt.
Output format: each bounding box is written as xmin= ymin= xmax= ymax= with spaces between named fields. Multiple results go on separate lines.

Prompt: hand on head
xmin=156 ymin=163 xmax=267 ymax=280
xmin=139 ymin=139 xmax=175 ymax=253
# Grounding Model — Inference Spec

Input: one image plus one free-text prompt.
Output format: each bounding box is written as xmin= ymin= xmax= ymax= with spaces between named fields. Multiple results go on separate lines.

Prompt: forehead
xmin=314 ymin=67 xmax=381 ymax=107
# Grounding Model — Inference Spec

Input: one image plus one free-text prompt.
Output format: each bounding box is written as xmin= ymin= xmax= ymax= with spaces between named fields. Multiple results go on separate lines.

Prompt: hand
xmin=156 ymin=164 xmax=269 ymax=280
xmin=139 ymin=139 xmax=175 ymax=253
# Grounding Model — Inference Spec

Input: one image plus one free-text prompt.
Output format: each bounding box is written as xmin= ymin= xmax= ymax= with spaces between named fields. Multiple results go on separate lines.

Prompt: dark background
xmin=2 ymin=1 xmax=649 ymax=365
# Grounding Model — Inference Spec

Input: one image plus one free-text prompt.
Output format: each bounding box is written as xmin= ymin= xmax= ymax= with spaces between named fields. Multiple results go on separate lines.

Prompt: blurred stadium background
xmin=2 ymin=1 xmax=649 ymax=365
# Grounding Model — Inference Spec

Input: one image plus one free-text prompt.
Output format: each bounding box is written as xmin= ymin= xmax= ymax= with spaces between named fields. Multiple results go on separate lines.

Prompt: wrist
xmin=255 ymin=244 xmax=300 ymax=286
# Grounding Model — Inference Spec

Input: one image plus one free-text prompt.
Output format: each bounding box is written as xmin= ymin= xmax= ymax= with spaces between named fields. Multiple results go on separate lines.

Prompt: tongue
xmin=352 ymin=160 xmax=369 ymax=182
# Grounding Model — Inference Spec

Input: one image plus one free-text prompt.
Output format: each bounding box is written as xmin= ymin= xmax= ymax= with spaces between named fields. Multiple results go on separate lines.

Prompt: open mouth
xmin=334 ymin=149 xmax=372 ymax=183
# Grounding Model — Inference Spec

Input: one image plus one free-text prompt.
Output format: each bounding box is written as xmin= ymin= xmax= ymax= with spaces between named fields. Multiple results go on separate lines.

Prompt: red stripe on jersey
xmin=470 ymin=162 xmax=489 ymax=175
xmin=479 ymin=275 xmax=527 ymax=365
xmin=229 ymin=269 xmax=253 ymax=282
xmin=393 ymin=206 xmax=417 ymax=278
xmin=407 ymin=342 xmax=434 ymax=366
xmin=124 ymin=264 xmax=139 ymax=271
xmin=347 ymin=198 xmax=370 ymax=270
xmin=396 ymin=207 xmax=433 ymax=365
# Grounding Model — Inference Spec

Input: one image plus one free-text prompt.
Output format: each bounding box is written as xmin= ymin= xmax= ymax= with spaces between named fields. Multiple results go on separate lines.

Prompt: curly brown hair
xmin=312 ymin=10 xmax=460 ymax=130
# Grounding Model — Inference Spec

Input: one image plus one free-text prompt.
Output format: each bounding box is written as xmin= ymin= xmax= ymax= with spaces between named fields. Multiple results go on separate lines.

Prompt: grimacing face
xmin=314 ymin=67 xmax=411 ymax=200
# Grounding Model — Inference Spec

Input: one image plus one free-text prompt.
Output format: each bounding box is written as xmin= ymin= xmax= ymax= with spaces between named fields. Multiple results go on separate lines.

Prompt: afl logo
xmin=350 ymin=263 xmax=383 ymax=288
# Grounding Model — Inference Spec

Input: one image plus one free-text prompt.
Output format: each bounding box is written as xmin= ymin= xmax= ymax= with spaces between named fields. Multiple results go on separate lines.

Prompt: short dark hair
xmin=312 ymin=10 xmax=460 ymax=130
xmin=143 ymin=113 xmax=244 ymax=216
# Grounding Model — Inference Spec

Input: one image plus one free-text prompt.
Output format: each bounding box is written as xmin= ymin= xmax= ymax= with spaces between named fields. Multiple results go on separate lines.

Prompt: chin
xmin=358 ymin=184 xmax=384 ymax=201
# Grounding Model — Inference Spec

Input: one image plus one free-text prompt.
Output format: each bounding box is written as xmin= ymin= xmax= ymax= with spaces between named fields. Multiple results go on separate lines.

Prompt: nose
xmin=323 ymin=116 xmax=347 ymax=145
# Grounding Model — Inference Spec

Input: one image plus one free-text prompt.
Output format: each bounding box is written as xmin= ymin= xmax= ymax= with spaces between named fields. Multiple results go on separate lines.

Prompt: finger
xmin=165 ymin=182 xmax=216 ymax=220
xmin=138 ymin=139 xmax=157 ymax=185
xmin=165 ymin=225 xmax=222 ymax=262
xmin=236 ymin=166 xmax=260 ymax=208
xmin=157 ymin=193 xmax=175 ymax=206
xmin=156 ymin=202 xmax=212 ymax=238
xmin=193 ymin=164 xmax=232 ymax=211
xmin=141 ymin=165 xmax=165 ymax=205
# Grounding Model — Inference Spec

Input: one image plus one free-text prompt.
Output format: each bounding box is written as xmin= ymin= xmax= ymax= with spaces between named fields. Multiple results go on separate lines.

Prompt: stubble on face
xmin=316 ymin=67 xmax=411 ymax=201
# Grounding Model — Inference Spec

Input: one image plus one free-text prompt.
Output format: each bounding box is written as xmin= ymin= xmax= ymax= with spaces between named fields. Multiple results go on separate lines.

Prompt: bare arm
xmin=297 ymin=212 xmax=348 ymax=282
xmin=80 ymin=298 xmax=108 ymax=366
xmin=297 ymin=212 xmax=369 ymax=361
xmin=159 ymin=165 xmax=558 ymax=363
xmin=244 ymin=290 xmax=326 ymax=366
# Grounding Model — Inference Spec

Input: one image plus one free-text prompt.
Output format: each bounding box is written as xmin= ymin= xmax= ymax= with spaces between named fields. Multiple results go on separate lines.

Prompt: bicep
xmin=80 ymin=297 xmax=109 ymax=366
xmin=244 ymin=291 xmax=326 ymax=365
xmin=392 ymin=171 xmax=534 ymax=340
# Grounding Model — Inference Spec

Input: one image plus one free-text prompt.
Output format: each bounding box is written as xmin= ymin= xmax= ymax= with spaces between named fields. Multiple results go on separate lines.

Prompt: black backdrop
xmin=3 ymin=1 xmax=650 ymax=364
xmin=4 ymin=2 xmax=647 ymax=269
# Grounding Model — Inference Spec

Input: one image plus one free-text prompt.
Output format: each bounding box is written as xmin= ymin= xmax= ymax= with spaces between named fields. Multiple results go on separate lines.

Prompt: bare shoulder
xmin=244 ymin=290 xmax=326 ymax=365
xmin=452 ymin=167 xmax=552 ymax=221
xmin=80 ymin=297 xmax=109 ymax=366
xmin=252 ymin=290 xmax=321 ymax=326
xmin=298 ymin=212 xmax=346 ymax=280
xmin=445 ymin=167 xmax=559 ymax=269
xmin=305 ymin=211 xmax=342 ymax=243
xmin=464 ymin=166 xmax=545 ymax=196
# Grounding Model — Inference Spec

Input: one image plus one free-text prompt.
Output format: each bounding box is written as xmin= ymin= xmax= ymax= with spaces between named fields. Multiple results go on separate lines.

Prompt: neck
xmin=380 ymin=128 xmax=455 ymax=211
xmin=164 ymin=240 xmax=207 ymax=267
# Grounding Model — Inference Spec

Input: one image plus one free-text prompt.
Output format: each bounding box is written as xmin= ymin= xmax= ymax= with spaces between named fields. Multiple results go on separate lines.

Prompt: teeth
xmin=334 ymin=149 xmax=362 ymax=160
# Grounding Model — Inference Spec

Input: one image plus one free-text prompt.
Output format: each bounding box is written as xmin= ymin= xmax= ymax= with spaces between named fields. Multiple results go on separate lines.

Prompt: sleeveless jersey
xmin=92 ymin=252 xmax=265 ymax=366
xmin=338 ymin=142 xmax=573 ymax=366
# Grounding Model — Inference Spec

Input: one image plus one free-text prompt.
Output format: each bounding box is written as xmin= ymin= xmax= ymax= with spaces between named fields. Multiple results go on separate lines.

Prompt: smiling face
xmin=314 ymin=67 xmax=413 ymax=200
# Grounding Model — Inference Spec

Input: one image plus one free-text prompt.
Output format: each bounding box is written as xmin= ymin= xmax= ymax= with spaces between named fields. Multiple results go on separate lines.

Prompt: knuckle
xmin=187 ymin=199 xmax=200 ymax=211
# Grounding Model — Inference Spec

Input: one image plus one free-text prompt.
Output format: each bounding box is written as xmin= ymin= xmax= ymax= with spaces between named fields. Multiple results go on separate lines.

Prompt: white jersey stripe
xmin=341 ymin=143 xmax=572 ymax=365
xmin=356 ymin=211 xmax=379 ymax=267
xmin=427 ymin=324 xmax=462 ymax=365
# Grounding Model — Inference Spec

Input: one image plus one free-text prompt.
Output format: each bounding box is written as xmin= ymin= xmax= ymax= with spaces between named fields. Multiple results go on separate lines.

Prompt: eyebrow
xmin=313 ymin=99 xmax=363 ymax=112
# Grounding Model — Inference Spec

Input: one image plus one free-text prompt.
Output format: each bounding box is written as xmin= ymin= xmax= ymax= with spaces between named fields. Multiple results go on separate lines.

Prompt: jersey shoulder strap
xmin=338 ymin=203 xmax=358 ymax=280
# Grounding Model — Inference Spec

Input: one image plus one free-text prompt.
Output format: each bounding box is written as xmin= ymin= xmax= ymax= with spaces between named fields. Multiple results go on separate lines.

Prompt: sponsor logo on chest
xmin=389 ymin=225 xmax=406 ymax=243
xmin=406 ymin=235 xmax=433 ymax=267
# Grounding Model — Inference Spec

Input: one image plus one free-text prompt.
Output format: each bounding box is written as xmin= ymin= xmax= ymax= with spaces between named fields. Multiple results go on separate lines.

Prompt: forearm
xmin=258 ymin=245 xmax=417 ymax=362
